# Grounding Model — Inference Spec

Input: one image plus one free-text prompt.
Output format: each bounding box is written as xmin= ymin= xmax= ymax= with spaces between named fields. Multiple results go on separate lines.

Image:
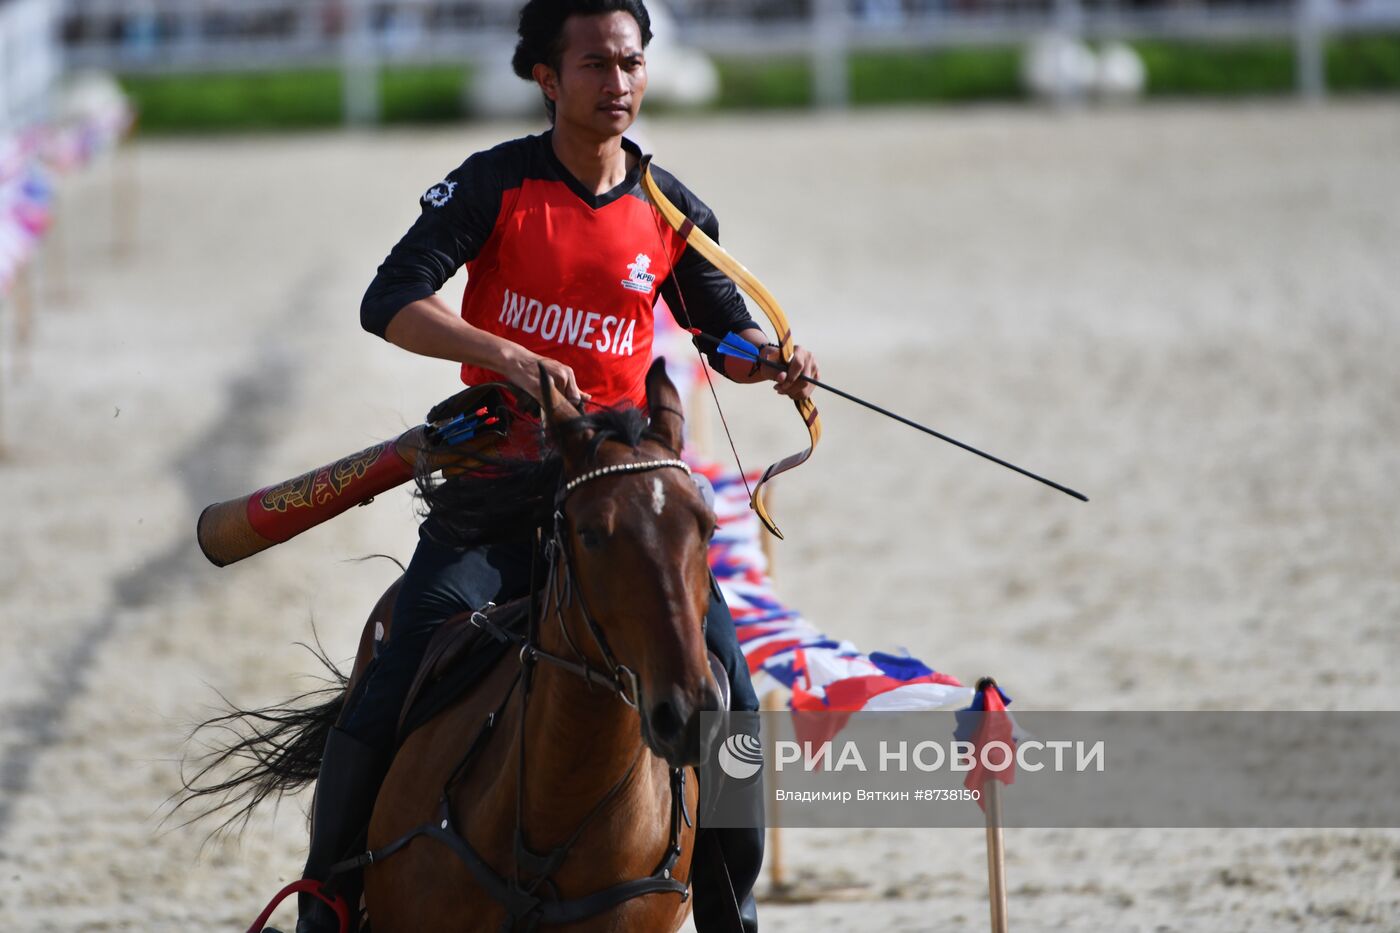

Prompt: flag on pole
xmin=0 ymin=134 xmax=50 ymax=296
xmin=955 ymin=678 xmax=1017 ymax=809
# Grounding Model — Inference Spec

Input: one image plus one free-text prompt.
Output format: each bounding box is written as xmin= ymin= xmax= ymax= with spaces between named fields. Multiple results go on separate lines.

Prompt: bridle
xmin=534 ymin=456 xmax=694 ymax=708
xmin=560 ymin=456 xmax=690 ymax=498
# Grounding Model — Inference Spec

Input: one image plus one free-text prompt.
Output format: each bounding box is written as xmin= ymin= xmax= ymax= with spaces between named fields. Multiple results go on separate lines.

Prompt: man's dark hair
xmin=511 ymin=0 xmax=653 ymax=92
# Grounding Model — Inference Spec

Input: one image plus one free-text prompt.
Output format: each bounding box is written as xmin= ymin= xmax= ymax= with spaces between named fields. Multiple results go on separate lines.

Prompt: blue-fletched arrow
xmin=440 ymin=425 xmax=478 ymax=446
xmin=439 ymin=417 xmax=482 ymax=444
xmin=713 ymin=330 xmax=761 ymax=363
xmin=438 ymin=414 xmax=501 ymax=447
xmin=434 ymin=414 xmax=481 ymax=444
xmin=436 ymin=413 xmax=467 ymax=433
xmin=430 ymin=406 xmax=498 ymax=446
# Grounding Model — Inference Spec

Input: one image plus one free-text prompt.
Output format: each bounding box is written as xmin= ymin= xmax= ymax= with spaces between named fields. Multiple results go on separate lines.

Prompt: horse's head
xmin=540 ymin=359 xmax=723 ymax=768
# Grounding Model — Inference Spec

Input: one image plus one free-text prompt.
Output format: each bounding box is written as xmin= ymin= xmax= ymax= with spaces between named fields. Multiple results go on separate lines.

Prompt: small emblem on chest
xmin=622 ymin=253 xmax=657 ymax=294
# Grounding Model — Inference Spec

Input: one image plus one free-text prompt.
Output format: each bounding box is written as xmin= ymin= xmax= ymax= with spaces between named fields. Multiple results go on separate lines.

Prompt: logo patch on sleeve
xmin=422 ymin=180 xmax=457 ymax=208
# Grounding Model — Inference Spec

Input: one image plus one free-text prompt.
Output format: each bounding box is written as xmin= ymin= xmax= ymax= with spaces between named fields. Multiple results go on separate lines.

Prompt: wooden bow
xmin=640 ymin=156 xmax=821 ymax=539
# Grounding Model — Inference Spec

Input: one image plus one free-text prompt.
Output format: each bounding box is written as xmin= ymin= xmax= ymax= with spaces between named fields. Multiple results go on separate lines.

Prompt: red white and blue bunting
xmin=1 ymin=82 xmax=133 ymax=297
xmin=653 ymin=310 xmax=978 ymax=715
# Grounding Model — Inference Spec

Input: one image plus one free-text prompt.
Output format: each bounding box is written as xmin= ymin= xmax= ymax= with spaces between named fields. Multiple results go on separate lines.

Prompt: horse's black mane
xmin=417 ymin=404 xmax=662 ymax=549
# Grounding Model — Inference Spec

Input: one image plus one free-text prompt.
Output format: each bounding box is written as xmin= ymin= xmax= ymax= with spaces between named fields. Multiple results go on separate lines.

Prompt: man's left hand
xmin=767 ymin=344 xmax=818 ymax=401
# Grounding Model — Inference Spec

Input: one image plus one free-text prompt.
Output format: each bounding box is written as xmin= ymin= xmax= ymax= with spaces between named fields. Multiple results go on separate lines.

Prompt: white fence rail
xmin=1 ymin=0 xmax=62 ymax=133
xmin=54 ymin=0 xmax=1400 ymax=112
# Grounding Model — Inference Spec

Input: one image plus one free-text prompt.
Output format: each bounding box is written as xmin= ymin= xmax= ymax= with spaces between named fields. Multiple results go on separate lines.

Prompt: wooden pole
xmin=756 ymin=485 xmax=790 ymax=893
xmin=43 ymin=203 xmax=67 ymax=305
xmin=13 ymin=265 xmax=34 ymax=379
xmin=983 ymin=780 xmax=1009 ymax=933
xmin=762 ymin=687 xmax=786 ymax=892
xmin=111 ymin=137 xmax=138 ymax=261
xmin=685 ymin=374 xmax=714 ymax=458
xmin=0 ymin=294 xmax=7 ymax=455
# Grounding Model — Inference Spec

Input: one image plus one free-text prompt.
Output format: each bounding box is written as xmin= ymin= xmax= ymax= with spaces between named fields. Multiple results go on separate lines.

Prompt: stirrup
xmin=245 ymin=878 xmax=349 ymax=933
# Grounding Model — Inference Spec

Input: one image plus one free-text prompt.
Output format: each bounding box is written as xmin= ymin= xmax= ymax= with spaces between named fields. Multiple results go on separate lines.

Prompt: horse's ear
xmin=538 ymin=364 xmax=575 ymax=430
xmin=646 ymin=357 xmax=685 ymax=455
xmin=538 ymin=364 xmax=594 ymax=459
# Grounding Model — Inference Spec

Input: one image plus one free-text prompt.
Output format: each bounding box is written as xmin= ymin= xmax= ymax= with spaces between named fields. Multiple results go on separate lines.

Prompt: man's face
xmin=537 ymin=12 xmax=647 ymax=139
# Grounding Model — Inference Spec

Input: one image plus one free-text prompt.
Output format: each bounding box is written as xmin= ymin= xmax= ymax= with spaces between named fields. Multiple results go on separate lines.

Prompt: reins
xmin=329 ymin=455 xmax=698 ymax=932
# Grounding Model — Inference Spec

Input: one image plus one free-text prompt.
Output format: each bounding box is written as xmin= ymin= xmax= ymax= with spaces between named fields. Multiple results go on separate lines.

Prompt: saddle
xmin=394 ymin=598 xmax=532 ymax=743
xmin=388 ymin=598 xmax=733 ymax=750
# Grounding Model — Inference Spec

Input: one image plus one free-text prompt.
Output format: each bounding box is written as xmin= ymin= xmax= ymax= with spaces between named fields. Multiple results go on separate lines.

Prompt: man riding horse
xmin=284 ymin=0 xmax=820 ymax=929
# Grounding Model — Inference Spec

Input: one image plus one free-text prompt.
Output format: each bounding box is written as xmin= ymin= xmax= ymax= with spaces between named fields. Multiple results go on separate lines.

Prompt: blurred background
xmin=2 ymin=0 xmax=1398 ymax=930
xmin=4 ymin=0 xmax=1400 ymax=136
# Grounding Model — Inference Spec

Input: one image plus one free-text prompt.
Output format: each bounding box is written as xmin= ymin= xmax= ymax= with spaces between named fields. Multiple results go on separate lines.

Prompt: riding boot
xmin=739 ymin=891 xmax=759 ymax=933
xmin=292 ymin=726 xmax=387 ymax=933
xmin=695 ymin=581 xmax=763 ymax=933
xmin=691 ymin=823 xmax=764 ymax=933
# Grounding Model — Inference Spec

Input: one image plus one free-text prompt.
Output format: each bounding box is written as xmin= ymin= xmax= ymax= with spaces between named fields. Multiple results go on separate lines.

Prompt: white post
xmin=1053 ymin=0 xmax=1087 ymax=106
xmin=341 ymin=0 xmax=381 ymax=125
xmin=1294 ymin=0 xmax=1327 ymax=101
xmin=811 ymin=0 xmax=849 ymax=109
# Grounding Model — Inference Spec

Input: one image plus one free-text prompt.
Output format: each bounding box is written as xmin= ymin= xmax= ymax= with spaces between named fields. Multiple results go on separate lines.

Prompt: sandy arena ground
xmin=0 ymin=102 xmax=1397 ymax=931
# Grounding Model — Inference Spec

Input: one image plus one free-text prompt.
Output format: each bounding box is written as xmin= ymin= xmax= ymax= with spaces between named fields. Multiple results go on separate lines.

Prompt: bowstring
xmin=645 ymin=177 xmax=756 ymax=503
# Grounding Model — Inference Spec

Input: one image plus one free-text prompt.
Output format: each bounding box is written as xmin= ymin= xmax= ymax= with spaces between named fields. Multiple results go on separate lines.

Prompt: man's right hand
xmin=499 ymin=346 xmax=590 ymax=408
xmin=383 ymin=298 xmax=590 ymax=407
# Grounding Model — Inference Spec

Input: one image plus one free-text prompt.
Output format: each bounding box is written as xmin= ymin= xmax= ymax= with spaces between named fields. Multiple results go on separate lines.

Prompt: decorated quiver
xmin=196 ymin=383 xmax=512 ymax=567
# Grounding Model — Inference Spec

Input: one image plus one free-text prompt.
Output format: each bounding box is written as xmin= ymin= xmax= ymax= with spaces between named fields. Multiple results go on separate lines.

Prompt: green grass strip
xmin=1326 ymin=33 xmax=1400 ymax=89
xmin=120 ymin=69 xmax=344 ymax=132
xmin=117 ymin=35 xmax=1399 ymax=131
xmin=120 ymin=65 xmax=471 ymax=133
xmin=849 ymin=47 xmax=1024 ymax=103
xmin=713 ymin=35 xmax=1399 ymax=109
xmin=1132 ymin=39 xmax=1297 ymax=95
xmin=380 ymin=65 xmax=471 ymax=123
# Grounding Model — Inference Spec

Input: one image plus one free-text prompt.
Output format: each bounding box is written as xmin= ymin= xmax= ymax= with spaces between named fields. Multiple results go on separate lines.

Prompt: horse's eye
xmin=578 ymin=527 xmax=604 ymax=550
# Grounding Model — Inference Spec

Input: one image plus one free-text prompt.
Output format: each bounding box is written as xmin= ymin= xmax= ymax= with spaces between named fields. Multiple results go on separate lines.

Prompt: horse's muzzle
xmin=643 ymin=683 xmax=724 ymax=768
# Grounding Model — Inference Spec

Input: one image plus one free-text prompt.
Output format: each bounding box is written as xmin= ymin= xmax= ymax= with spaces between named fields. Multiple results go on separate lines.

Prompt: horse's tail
xmin=170 ymin=641 xmax=349 ymax=837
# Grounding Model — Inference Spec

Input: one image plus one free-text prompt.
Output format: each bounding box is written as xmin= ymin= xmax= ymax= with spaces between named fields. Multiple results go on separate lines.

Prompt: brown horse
xmin=188 ymin=360 xmax=724 ymax=932
xmin=358 ymin=361 xmax=720 ymax=931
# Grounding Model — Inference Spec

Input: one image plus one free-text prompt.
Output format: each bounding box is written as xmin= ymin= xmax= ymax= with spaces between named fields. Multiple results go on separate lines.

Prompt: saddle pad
xmin=396 ymin=598 xmax=531 ymax=743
